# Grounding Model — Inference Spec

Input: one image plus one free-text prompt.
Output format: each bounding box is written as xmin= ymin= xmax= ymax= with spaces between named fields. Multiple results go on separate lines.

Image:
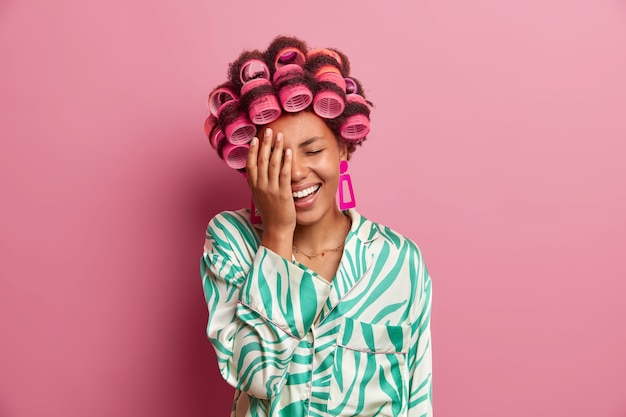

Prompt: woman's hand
xmin=246 ymin=128 xmax=295 ymax=258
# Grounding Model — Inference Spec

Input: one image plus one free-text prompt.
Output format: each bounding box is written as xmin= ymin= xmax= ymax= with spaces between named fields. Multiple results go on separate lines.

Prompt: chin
xmin=295 ymin=204 xmax=338 ymax=226
xmin=295 ymin=211 xmax=321 ymax=226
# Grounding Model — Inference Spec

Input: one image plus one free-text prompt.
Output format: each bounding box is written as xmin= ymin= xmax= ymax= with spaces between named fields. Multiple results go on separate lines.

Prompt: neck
xmin=293 ymin=209 xmax=350 ymax=253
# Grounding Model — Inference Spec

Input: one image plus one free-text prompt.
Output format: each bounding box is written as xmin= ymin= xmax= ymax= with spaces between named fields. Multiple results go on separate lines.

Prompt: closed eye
xmin=305 ymin=149 xmax=324 ymax=156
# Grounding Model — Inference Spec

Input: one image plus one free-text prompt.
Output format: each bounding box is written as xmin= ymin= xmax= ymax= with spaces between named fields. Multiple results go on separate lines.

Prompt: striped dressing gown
xmin=201 ymin=208 xmax=433 ymax=417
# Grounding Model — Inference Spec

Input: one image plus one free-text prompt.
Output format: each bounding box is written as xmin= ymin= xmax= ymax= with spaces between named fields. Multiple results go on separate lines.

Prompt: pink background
xmin=1 ymin=0 xmax=625 ymax=416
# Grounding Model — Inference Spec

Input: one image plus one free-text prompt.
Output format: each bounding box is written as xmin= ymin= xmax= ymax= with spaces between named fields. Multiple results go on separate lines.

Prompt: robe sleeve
xmin=201 ymin=212 xmax=331 ymax=399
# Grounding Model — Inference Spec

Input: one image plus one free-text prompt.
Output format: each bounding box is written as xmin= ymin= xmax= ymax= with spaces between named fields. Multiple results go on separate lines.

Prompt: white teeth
xmin=293 ymin=185 xmax=320 ymax=199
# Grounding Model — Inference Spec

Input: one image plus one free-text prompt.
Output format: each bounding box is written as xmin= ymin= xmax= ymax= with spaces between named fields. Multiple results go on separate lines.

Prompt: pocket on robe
xmin=327 ymin=317 xmax=410 ymax=417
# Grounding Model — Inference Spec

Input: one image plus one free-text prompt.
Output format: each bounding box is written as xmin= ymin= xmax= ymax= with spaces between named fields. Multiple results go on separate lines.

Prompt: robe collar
xmin=318 ymin=209 xmax=380 ymax=323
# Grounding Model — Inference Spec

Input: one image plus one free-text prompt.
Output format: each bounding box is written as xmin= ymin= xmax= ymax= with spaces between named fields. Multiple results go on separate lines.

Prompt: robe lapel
xmin=318 ymin=210 xmax=380 ymax=324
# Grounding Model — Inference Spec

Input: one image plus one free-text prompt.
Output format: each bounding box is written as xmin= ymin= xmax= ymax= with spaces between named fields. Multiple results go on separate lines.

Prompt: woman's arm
xmin=201 ymin=212 xmax=331 ymax=399
xmin=407 ymin=248 xmax=433 ymax=416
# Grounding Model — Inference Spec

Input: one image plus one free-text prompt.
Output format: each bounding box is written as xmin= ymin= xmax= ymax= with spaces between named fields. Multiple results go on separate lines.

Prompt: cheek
xmin=309 ymin=152 xmax=342 ymax=183
xmin=320 ymin=164 xmax=340 ymax=184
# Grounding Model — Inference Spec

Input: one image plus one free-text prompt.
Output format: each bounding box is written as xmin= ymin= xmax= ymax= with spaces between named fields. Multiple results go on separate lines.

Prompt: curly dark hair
xmin=205 ymin=35 xmax=372 ymax=169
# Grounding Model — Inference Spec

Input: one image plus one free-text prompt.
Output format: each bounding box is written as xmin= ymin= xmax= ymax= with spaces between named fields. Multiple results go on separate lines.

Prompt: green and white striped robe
xmin=201 ymin=209 xmax=433 ymax=417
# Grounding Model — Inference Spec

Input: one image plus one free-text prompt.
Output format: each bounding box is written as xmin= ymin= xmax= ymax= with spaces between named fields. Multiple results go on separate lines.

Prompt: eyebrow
xmin=299 ymin=137 xmax=323 ymax=147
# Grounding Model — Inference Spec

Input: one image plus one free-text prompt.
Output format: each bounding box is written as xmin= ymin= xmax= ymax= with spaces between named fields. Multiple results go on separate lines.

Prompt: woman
xmin=201 ymin=36 xmax=433 ymax=417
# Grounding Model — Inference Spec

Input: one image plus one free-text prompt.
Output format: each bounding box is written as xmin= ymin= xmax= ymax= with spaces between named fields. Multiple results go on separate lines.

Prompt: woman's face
xmin=259 ymin=111 xmax=348 ymax=226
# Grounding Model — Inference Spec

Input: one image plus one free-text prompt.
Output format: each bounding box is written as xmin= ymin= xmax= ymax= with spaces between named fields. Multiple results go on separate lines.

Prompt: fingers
xmin=245 ymin=127 xmax=295 ymax=231
xmin=247 ymin=128 xmax=271 ymax=187
xmin=280 ymin=148 xmax=292 ymax=188
xmin=256 ymin=128 xmax=273 ymax=186
xmin=251 ymin=128 xmax=287 ymax=183
xmin=246 ymin=136 xmax=259 ymax=186
xmin=267 ymin=132 xmax=284 ymax=184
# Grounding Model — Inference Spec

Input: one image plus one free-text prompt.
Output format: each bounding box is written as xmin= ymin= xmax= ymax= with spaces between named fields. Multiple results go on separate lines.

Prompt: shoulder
xmin=204 ymin=209 xmax=259 ymax=251
xmin=350 ymin=211 xmax=431 ymax=312
xmin=352 ymin=210 xmax=425 ymax=259
xmin=206 ymin=208 xmax=251 ymax=233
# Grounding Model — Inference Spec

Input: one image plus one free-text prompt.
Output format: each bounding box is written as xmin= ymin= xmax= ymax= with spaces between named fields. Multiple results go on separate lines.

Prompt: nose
xmin=290 ymin=151 xmax=308 ymax=183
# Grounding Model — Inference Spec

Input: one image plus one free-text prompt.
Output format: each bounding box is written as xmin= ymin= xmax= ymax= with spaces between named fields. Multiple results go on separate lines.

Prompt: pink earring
xmin=338 ymin=160 xmax=356 ymax=210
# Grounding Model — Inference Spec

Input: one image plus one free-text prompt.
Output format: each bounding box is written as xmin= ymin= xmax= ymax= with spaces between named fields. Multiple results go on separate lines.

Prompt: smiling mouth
xmin=292 ymin=185 xmax=321 ymax=200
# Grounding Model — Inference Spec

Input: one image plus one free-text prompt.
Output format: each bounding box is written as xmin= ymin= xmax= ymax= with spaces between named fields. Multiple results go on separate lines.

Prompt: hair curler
xmin=346 ymin=93 xmax=367 ymax=106
xmin=219 ymin=100 xmax=256 ymax=145
xmin=340 ymin=93 xmax=370 ymax=140
xmin=240 ymin=78 xmax=281 ymax=124
xmin=316 ymin=66 xmax=347 ymax=91
xmin=344 ymin=77 xmax=358 ymax=95
xmin=239 ymin=59 xmax=281 ymax=124
xmin=204 ymin=115 xmax=227 ymax=150
xmin=220 ymin=142 xmax=249 ymax=170
xmin=307 ymin=48 xmax=343 ymax=69
xmin=274 ymin=47 xmax=306 ymax=69
xmin=313 ymin=86 xmax=345 ymax=119
xmin=239 ymin=59 xmax=270 ymax=84
xmin=211 ymin=128 xmax=227 ymax=150
xmin=341 ymin=114 xmax=370 ymax=140
xmin=204 ymin=115 xmax=218 ymax=141
xmin=309 ymin=55 xmax=346 ymax=119
xmin=208 ymin=87 xmax=237 ymax=118
xmin=224 ymin=113 xmax=256 ymax=144
xmin=205 ymin=36 xmax=373 ymax=174
xmin=273 ymin=64 xmax=313 ymax=112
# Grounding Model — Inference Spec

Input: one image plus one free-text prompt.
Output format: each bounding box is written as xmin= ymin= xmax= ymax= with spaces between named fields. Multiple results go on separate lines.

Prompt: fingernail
xmin=264 ymin=128 xmax=272 ymax=138
xmin=285 ymin=148 xmax=291 ymax=157
xmin=250 ymin=137 xmax=258 ymax=146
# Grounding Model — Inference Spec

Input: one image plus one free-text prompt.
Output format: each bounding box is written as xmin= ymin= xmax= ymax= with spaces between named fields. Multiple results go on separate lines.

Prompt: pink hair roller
xmin=316 ymin=67 xmax=347 ymax=91
xmin=221 ymin=142 xmax=249 ymax=170
xmin=275 ymin=47 xmax=306 ymax=69
xmin=340 ymin=92 xmax=370 ymax=139
xmin=208 ymin=87 xmax=237 ymax=117
xmin=341 ymin=114 xmax=370 ymax=140
xmin=313 ymin=90 xmax=345 ymax=119
xmin=273 ymin=64 xmax=313 ymax=112
xmin=240 ymin=78 xmax=281 ymax=124
xmin=273 ymin=63 xmax=305 ymax=82
xmin=210 ymin=127 xmax=226 ymax=150
xmin=240 ymin=59 xmax=270 ymax=83
xmin=346 ymin=93 xmax=367 ymax=106
xmin=219 ymin=99 xmax=256 ymax=145
xmin=313 ymin=66 xmax=345 ymax=118
xmin=341 ymin=80 xmax=370 ymax=140
xmin=224 ymin=113 xmax=256 ymax=144
xmin=307 ymin=48 xmax=343 ymax=69
xmin=204 ymin=115 xmax=218 ymax=139
xmin=204 ymin=115 xmax=227 ymax=150
xmin=344 ymin=78 xmax=358 ymax=95
xmin=279 ymin=84 xmax=313 ymax=112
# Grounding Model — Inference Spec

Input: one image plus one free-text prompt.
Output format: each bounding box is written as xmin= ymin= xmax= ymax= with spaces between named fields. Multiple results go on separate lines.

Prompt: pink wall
xmin=1 ymin=0 xmax=625 ymax=416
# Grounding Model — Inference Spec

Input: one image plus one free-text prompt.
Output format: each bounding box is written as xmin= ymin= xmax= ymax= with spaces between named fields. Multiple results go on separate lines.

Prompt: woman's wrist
xmin=261 ymin=228 xmax=294 ymax=260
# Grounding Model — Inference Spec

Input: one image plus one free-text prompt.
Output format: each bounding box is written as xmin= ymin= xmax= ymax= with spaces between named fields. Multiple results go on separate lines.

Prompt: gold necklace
xmin=292 ymin=216 xmax=351 ymax=260
xmin=292 ymin=242 xmax=345 ymax=260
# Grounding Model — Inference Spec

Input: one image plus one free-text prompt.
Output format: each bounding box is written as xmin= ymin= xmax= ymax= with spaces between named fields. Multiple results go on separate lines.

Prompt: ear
xmin=338 ymin=140 xmax=348 ymax=161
